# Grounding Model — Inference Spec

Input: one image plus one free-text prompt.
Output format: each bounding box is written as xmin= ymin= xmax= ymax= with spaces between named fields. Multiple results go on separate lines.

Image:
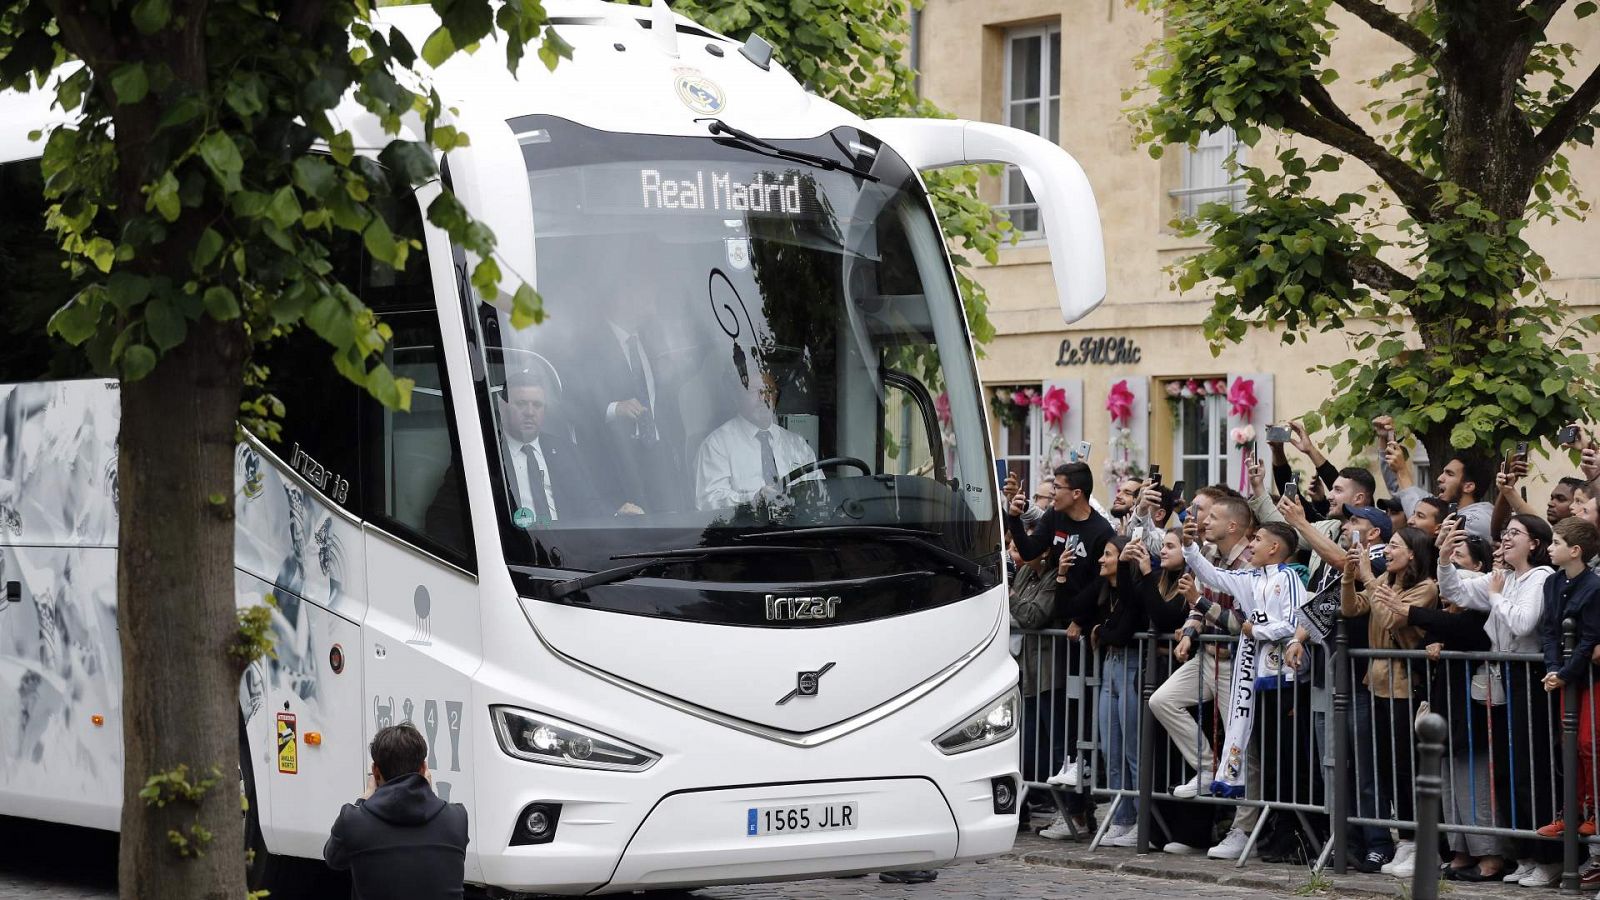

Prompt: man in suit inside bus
xmin=694 ymin=363 xmax=819 ymax=509
xmin=498 ymin=370 xmax=618 ymax=525
xmin=566 ymin=293 xmax=688 ymax=515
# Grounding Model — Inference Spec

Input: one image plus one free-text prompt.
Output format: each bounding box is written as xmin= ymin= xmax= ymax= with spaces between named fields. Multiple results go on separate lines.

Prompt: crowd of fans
xmin=1002 ymin=418 xmax=1600 ymax=891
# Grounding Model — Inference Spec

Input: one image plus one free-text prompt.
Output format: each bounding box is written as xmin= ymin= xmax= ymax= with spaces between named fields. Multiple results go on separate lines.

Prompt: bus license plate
xmin=746 ymin=802 xmax=858 ymax=836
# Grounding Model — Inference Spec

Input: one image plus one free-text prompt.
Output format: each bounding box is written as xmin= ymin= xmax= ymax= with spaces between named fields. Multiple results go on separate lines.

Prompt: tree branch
xmin=1274 ymin=84 xmax=1440 ymax=221
xmin=1521 ymin=0 xmax=1568 ymax=28
xmin=1330 ymin=0 xmax=1439 ymax=63
xmin=1347 ymin=252 xmax=1417 ymax=294
xmin=1532 ymin=60 xmax=1600 ymax=166
xmin=285 ymin=0 xmax=329 ymax=39
xmin=40 ymin=0 xmax=122 ymax=73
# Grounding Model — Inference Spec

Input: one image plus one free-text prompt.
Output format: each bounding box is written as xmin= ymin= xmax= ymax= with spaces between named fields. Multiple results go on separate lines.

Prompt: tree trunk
xmin=117 ymin=315 xmax=247 ymax=900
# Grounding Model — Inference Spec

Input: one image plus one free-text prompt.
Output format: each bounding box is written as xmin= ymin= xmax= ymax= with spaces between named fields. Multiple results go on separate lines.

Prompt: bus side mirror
xmin=864 ymin=117 xmax=1107 ymax=325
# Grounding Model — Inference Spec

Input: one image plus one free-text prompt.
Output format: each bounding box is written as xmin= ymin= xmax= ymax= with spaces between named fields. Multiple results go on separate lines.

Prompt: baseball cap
xmin=1343 ymin=504 xmax=1394 ymax=542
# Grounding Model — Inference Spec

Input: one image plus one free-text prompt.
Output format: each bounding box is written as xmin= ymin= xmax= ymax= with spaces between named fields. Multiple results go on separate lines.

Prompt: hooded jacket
xmin=324 ymin=772 xmax=469 ymax=900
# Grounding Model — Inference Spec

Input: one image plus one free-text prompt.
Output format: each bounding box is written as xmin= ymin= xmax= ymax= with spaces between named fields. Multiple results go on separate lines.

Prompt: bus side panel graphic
xmin=0 ymin=543 xmax=120 ymax=821
xmin=0 ymin=380 xmax=120 ymax=547
xmin=0 ymin=379 xmax=364 ymax=834
xmin=233 ymin=442 xmax=366 ymax=625
xmin=0 ymin=381 xmax=122 ymax=828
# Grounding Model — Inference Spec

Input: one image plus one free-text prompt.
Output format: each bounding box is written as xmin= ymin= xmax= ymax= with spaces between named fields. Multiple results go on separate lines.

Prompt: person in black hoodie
xmin=324 ymin=723 xmax=469 ymax=899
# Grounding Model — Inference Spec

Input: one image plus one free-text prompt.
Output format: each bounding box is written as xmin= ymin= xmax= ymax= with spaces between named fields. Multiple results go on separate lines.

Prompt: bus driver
xmin=693 ymin=365 xmax=819 ymax=510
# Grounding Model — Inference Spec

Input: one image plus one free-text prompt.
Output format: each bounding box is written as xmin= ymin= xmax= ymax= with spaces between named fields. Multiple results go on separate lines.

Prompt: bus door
xmin=354 ymin=215 xmax=484 ymax=872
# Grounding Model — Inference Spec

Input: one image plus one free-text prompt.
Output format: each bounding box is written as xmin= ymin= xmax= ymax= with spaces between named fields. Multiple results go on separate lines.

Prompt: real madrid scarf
xmin=1210 ymin=566 xmax=1301 ymax=799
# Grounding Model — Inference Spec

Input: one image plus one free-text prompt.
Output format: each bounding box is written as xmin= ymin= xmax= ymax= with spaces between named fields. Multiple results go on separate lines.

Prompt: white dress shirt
xmin=694 ymin=415 xmax=819 ymax=510
xmin=504 ymin=436 xmax=560 ymax=522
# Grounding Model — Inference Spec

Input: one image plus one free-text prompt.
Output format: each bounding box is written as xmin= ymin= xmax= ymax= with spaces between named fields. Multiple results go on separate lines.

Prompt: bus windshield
xmin=473 ymin=115 xmax=999 ymax=612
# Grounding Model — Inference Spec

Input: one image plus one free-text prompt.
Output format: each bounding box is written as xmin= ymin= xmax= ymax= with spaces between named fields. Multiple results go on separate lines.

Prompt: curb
xmin=1001 ymin=846 xmax=1416 ymax=899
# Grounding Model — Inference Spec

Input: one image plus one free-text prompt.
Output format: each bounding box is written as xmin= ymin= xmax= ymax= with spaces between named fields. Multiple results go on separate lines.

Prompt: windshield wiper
xmin=537 ymin=545 xmax=817 ymax=602
xmin=696 ymin=118 xmax=878 ymax=182
xmin=740 ymin=525 xmax=990 ymax=590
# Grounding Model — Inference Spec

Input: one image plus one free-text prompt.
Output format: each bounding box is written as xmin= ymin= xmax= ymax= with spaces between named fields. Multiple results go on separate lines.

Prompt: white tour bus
xmin=0 ymin=1 xmax=1104 ymax=893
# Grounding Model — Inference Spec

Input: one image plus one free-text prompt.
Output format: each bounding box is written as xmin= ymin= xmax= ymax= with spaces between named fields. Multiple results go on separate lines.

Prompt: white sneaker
xmin=1207 ymin=828 xmax=1249 ymax=860
xmin=1163 ymin=841 xmax=1203 ymax=855
xmin=1105 ymin=824 xmax=1138 ymax=848
xmin=1381 ymin=841 xmax=1416 ymax=875
xmin=1038 ymin=813 xmax=1074 ymax=841
xmin=1389 ymin=853 xmax=1415 ymax=879
xmin=1171 ymin=774 xmax=1202 ymax=799
xmin=1047 ymin=761 xmax=1080 ymax=787
xmin=1519 ymin=862 xmax=1562 ymax=887
xmin=1504 ymin=860 xmax=1536 ymax=883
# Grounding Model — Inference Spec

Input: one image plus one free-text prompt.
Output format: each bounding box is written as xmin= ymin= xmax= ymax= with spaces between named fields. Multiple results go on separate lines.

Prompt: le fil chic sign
xmin=1056 ymin=336 xmax=1142 ymax=366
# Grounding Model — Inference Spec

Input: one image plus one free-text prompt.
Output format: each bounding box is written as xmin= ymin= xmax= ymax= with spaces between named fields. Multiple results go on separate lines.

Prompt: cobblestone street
xmin=0 ymin=861 xmax=1307 ymax=900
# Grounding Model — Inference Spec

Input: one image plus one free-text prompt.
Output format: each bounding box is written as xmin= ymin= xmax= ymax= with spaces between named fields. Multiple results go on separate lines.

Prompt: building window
xmin=1174 ymin=391 xmax=1228 ymax=490
xmin=994 ymin=384 xmax=1044 ymax=494
xmin=1173 ymin=126 xmax=1247 ymax=218
xmin=999 ymin=23 xmax=1060 ymax=237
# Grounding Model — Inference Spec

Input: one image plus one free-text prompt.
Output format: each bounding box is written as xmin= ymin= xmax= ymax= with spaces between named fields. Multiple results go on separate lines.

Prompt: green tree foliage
xmin=1 ymin=0 xmax=561 ymax=395
xmin=0 ymin=0 xmax=564 ymax=894
xmin=1129 ymin=0 xmax=1600 ymax=464
xmin=626 ymin=0 xmax=1008 ymax=350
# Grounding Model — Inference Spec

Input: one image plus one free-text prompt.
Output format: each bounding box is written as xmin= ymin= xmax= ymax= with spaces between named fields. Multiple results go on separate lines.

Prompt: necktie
xmin=626 ymin=334 xmax=657 ymax=445
xmin=521 ymin=444 xmax=554 ymax=524
xmin=626 ymin=334 xmax=651 ymax=412
xmin=757 ymin=430 xmax=779 ymax=486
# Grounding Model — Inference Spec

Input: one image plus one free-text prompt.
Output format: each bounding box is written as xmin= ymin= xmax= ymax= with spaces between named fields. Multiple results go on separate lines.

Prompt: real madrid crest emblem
xmin=242 ymin=449 xmax=264 ymax=500
xmin=674 ymin=68 xmax=726 ymax=115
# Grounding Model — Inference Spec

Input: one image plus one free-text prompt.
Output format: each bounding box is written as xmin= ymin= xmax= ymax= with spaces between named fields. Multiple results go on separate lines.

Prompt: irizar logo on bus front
xmin=765 ymin=594 xmax=841 ymax=621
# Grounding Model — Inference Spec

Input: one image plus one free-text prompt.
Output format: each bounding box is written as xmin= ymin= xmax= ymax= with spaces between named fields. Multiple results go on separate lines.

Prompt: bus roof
xmin=1 ymin=1 xmax=862 ymax=164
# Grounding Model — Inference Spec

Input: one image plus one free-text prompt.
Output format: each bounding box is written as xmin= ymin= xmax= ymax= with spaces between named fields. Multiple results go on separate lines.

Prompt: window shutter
xmin=1225 ymin=372 xmax=1273 ymax=493
xmin=1040 ymin=378 xmax=1083 ymax=470
xmin=1108 ymin=375 xmax=1149 ymax=478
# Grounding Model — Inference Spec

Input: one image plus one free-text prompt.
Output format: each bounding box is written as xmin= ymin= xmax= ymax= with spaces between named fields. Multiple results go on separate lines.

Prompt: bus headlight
xmin=491 ymin=706 xmax=660 ymax=772
xmin=933 ymin=688 xmax=1020 ymax=755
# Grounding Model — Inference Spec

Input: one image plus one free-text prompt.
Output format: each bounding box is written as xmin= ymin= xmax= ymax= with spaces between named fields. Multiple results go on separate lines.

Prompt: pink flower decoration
xmin=935 ymin=391 xmax=951 ymax=425
xmin=1165 ymin=381 xmax=1182 ymax=398
xmin=1041 ymin=385 xmax=1069 ymax=428
xmin=1106 ymin=379 xmax=1135 ymax=425
xmin=1230 ymin=424 xmax=1256 ymax=447
xmin=1011 ymin=390 xmax=1031 ymax=407
xmin=1185 ymin=378 xmax=1201 ymax=395
xmin=1227 ymin=377 xmax=1258 ymax=420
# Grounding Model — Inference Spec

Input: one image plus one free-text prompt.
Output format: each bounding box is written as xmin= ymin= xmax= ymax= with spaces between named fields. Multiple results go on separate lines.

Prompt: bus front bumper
xmin=474 ymin=764 xmax=1018 ymax=894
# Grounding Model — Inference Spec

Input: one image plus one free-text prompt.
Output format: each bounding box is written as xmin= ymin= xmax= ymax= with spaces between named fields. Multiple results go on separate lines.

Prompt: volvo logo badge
xmin=765 ymin=594 xmax=842 ymax=621
xmin=776 ymin=662 xmax=835 ymax=705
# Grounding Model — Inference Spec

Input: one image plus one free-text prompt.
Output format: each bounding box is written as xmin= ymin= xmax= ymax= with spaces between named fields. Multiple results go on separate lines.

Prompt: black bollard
xmin=1410 ymin=713 xmax=1447 ymax=900
xmin=1331 ymin=616 xmax=1350 ymax=875
xmin=1563 ymin=618 xmax=1580 ymax=892
xmin=1136 ymin=632 xmax=1159 ymax=854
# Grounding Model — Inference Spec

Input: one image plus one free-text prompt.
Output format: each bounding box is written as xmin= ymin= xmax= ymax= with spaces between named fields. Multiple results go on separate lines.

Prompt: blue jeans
xmin=1350 ymin=688 xmax=1393 ymax=856
xmin=1099 ymin=647 xmax=1141 ymax=826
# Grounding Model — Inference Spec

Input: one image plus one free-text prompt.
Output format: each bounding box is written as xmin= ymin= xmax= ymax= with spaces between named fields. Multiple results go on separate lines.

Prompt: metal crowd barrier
xmin=1013 ymin=618 xmax=1596 ymax=882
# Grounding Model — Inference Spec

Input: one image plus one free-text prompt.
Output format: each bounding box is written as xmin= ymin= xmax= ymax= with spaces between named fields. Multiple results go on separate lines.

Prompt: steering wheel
xmin=782 ymin=456 xmax=872 ymax=487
